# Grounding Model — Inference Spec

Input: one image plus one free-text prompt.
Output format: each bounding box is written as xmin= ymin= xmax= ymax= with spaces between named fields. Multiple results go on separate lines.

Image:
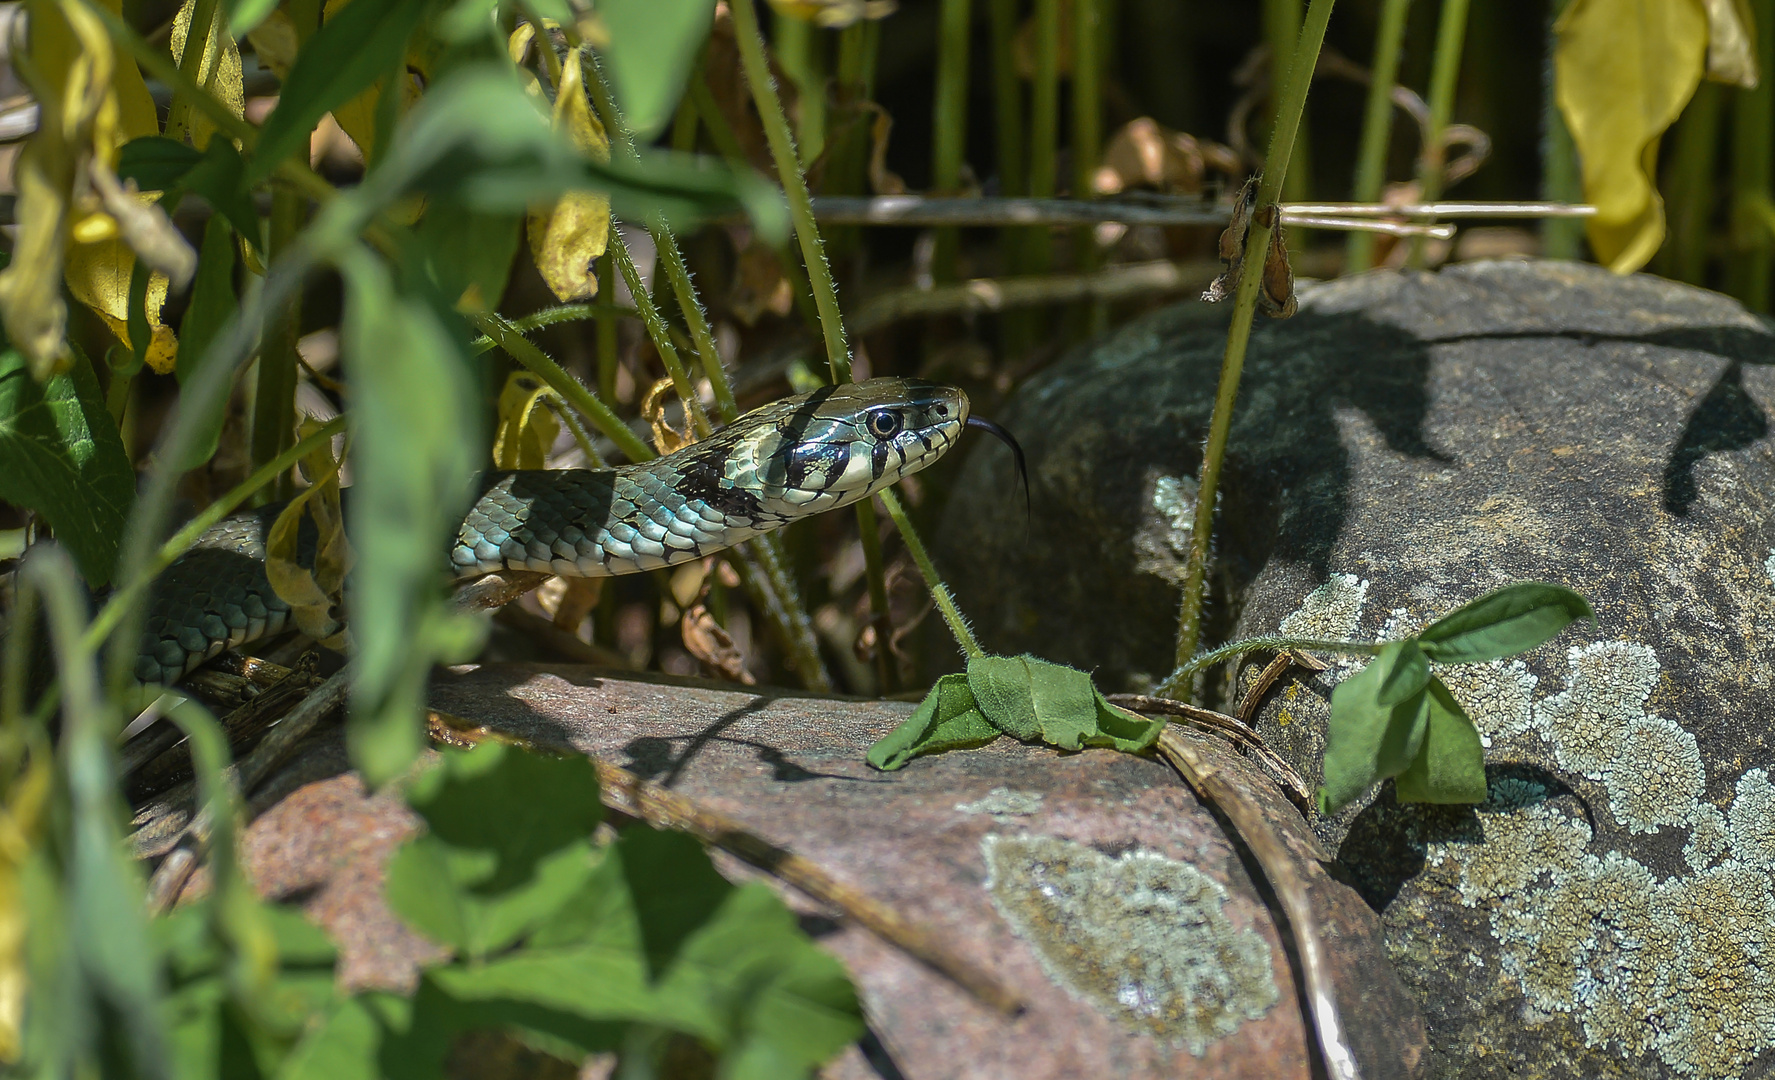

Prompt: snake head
xmin=747 ymin=377 xmax=969 ymax=513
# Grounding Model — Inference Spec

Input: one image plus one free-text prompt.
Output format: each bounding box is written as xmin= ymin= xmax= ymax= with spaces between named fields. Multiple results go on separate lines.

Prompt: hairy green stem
xmin=1406 ymin=0 xmax=1471 ymax=268
xmin=1172 ymin=0 xmax=1336 ymax=692
xmin=610 ymin=231 xmax=714 ymax=439
xmin=653 ymin=224 xmax=740 ymax=421
xmin=471 ymin=312 xmax=654 ymax=463
xmin=251 ymin=190 xmax=305 ymax=504
xmin=732 ymin=536 xmax=833 ymax=692
xmin=1072 ymin=0 xmax=1105 ymax=332
xmin=730 ymin=0 xmax=852 ymax=379
xmin=1158 ymin=635 xmax=1379 ymax=699
xmin=1540 ymin=0 xmax=1584 ymax=259
xmin=1026 ymin=0 xmax=1061 ymax=274
xmin=1345 ymin=0 xmax=1412 ymax=272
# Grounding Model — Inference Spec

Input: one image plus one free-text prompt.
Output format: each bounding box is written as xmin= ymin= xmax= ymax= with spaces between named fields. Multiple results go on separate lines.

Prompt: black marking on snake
xmin=674 ymin=443 xmax=767 ymax=521
xmin=787 ymin=438 xmax=851 ymax=493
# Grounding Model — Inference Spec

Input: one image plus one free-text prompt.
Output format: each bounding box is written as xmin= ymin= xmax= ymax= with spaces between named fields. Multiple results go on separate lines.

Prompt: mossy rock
xmin=937 ymin=260 xmax=1775 ymax=1079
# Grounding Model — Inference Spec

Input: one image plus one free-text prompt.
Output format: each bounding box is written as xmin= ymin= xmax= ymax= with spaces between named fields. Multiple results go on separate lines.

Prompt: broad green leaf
xmin=385 ymin=742 xmax=603 ymax=957
xmin=1417 ymin=582 xmax=1594 ymax=664
xmin=1318 ymin=645 xmax=1432 ymax=816
xmin=117 ymin=136 xmax=205 ymax=192
xmin=361 ymin=65 xmax=787 ymax=238
xmin=1554 ymin=0 xmax=1707 ymax=272
xmin=338 ymin=249 xmax=481 ymax=785
xmin=249 ymin=0 xmax=431 ymax=181
xmin=1372 ymin=639 xmax=1430 ymax=707
xmin=181 ymin=140 xmax=264 ymax=249
xmin=866 ymin=672 xmax=998 ymax=770
xmin=225 ymin=0 xmax=281 ymax=36
xmin=1090 ymin=698 xmax=1165 ymax=753
xmin=412 ymin=202 xmax=522 ymax=312
xmin=279 ymin=994 xmax=404 ymax=1080
xmin=966 ymin=655 xmax=1047 ymax=740
xmin=0 ymin=346 xmax=134 ymax=584
xmin=169 ymin=217 xmax=238 ymax=471
xmin=615 ymin=828 xmax=732 ymax=981
xmin=1392 ymin=680 xmax=1488 ymax=804
xmin=595 ymin=0 xmax=717 ymax=140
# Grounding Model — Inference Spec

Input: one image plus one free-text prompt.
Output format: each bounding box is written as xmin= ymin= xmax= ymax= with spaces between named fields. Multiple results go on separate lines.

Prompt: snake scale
xmin=137 ymin=378 xmax=976 ymax=688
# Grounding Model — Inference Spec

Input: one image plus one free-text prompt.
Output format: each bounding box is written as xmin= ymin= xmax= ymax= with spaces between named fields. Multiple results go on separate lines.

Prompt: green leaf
xmin=385 ymin=742 xmax=603 ymax=957
xmin=338 ymin=249 xmax=481 ymax=785
xmin=595 ymin=0 xmax=717 ymax=140
xmin=0 ymin=346 xmax=134 ymax=584
xmin=1317 ymin=644 xmax=1433 ymax=816
xmin=1090 ymin=698 xmax=1166 ymax=753
xmin=1392 ymin=679 xmax=1489 ymax=804
xmin=225 ymin=0 xmax=280 ymax=36
xmin=615 ymin=828 xmax=733 ymax=981
xmin=249 ymin=0 xmax=431 ymax=181
xmin=1417 ymin=582 xmax=1595 ymax=664
xmin=117 ymin=135 xmax=204 ymax=192
xmin=865 ymin=672 xmax=999 ymax=770
xmin=181 ymin=139 xmax=264 ymax=249
xmin=360 ymin=65 xmax=787 ymax=237
xmin=169 ymin=217 xmax=238 ymax=471
xmin=1373 ymin=639 xmax=1431 ymax=707
xmin=411 ymin=201 xmax=522 ymax=313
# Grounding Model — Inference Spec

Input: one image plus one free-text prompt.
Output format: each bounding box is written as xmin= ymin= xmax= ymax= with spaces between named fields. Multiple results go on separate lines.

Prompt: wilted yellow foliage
xmin=1703 ymin=0 xmax=1759 ymax=87
xmin=168 ymin=0 xmax=245 ymax=148
xmin=0 ymin=0 xmax=159 ymax=376
xmin=65 ymin=233 xmax=177 ymax=374
xmin=1556 ymin=0 xmax=1710 ymax=273
xmin=525 ymin=45 xmax=613 ymax=302
xmin=267 ymin=422 xmax=352 ymax=646
xmin=493 ymin=371 xmax=564 ymax=470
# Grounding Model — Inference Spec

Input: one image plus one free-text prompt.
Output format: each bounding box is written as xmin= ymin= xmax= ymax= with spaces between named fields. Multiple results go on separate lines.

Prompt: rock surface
xmin=206 ymin=665 xmax=1425 ymax=1080
xmin=938 ymin=260 xmax=1775 ymax=1078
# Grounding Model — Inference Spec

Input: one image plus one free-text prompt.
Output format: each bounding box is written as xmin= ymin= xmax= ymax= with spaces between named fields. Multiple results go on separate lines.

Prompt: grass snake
xmin=137 ymin=378 xmax=988 ymax=688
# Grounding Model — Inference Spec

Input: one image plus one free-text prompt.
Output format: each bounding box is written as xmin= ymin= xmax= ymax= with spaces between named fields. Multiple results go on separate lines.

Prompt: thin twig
xmin=426 ymin=709 xmax=1025 ymax=1016
xmin=1156 ymin=727 xmax=1360 ymax=1080
xmin=1107 ymin=694 xmax=1313 ymax=811
xmin=806 ymin=195 xmax=1595 ymax=227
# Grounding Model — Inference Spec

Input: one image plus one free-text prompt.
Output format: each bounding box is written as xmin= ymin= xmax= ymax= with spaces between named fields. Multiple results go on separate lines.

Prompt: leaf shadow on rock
xmin=1330 ymin=763 xmax=1583 ymax=913
xmin=1663 ymin=360 xmax=1769 ymax=515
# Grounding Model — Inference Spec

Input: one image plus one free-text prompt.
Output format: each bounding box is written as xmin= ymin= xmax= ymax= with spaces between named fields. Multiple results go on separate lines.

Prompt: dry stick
xmin=1236 ymin=648 xmax=1330 ymax=725
xmin=1106 ymin=694 xmax=1314 ymax=812
xmin=426 ymin=708 xmax=1023 ymax=1016
xmin=1156 ymin=727 xmax=1361 ymax=1080
xmin=808 ymin=196 xmax=1594 ymax=228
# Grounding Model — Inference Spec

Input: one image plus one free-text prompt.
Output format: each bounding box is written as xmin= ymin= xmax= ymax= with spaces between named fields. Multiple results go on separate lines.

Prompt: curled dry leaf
xmin=266 ymin=421 xmax=353 ymax=646
xmin=1555 ymin=0 xmax=1708 ymax=273
xmin=1704 ymin=0 xmax=1759 ymax=88
xmin=682 ymin=603 xmax=755 ymax=684
xmin=1200 ymin=176 xmax=1296 ymax=318
xmin=768 ymin=0 xmax=898 ymax=29
xmin=525 ymin=45 xmax=613 ymax=302
xmin=1092 ymin=117 xmax=1238 ymax=196
xmin=641 ymin=378 xmax=695 ymax=454
xmin=729 ymin=236 xmax=795 ymax=325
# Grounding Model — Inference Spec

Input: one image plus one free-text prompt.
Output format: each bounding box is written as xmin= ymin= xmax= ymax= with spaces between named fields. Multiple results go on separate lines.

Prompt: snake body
xmin=137 ymin=378 xmax=968 ymax=686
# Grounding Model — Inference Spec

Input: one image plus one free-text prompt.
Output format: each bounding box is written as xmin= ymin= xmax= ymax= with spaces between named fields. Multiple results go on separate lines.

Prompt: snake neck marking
xmin=138 ymin=378 xmax=968 ymax=687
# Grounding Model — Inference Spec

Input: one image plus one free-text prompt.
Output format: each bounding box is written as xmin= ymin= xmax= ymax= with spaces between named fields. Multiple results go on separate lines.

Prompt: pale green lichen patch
xmin=1765 ymin=548 xmax=1775 ymax=587
xmin=1683 ymin=803 xmax=1730 ymax=872
xmin=955 ymin=788 xmax=1045 ymax=819
xmin=1435 ymin=660 xmax=1537 ymax=746
xmin=1727 ymin=769 xmax=1775 ymax=872
xmin=1279 ymin=573 xmax=1368 ymax=641
xmin=981 ymin=833 xmax=1278 ymax=1054
xmin=1531 ymin=642 xmax=1663 ymax=781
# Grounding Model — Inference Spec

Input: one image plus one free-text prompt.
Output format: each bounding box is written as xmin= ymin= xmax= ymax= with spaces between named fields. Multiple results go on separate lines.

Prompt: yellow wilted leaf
xmin=0 ymin=0 xmax=157 ymax=376
xmin=1704 ymin=0 xmax=1758 ymax=86
xmin=324 ymin=0 xmax=423 ymax=162
xmin=267 ymin=422 xmax=352 ymax=646
xmin=641 ymin=378 xmax=694 ymax=454
xmin=492 ymin=372 xmax=563 ymax=469
xmin=168 ymin=0 xmax=246 ymax=148
xmin=526 ymin=47 xmax=612 ymax=302
xmin=65 ymin=233 xmax=177 ymax=374
xmin=1555 ymin=0 xmax=1709 ymax=273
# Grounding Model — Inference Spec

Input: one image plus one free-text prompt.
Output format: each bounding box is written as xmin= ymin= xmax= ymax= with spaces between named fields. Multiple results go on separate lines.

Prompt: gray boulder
xmin=936 ymin=260 xmax=1775 ymax=1079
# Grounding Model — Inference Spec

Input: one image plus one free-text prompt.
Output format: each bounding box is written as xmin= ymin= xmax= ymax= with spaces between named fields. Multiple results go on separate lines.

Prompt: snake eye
xmin=867 ymin=410 xmax=903 ymax=439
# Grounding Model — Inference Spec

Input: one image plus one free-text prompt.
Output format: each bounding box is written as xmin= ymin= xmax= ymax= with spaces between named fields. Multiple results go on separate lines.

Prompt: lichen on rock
xmin=981 ymin=833 xmax=1278 ymax=1055
xmin=1278 ymin=573 xmax=1368 ymax=642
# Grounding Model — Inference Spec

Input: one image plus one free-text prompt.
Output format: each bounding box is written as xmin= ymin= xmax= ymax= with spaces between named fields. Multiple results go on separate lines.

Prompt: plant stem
xmin=1026 ymin=0 xmax=1061 ymax=273
xmin=877 ymin=489 xmax=981 ymax=659
xmin=773 ymin=14 xmax=826 ymax=163
xmin=1728 ymin=0 xmax=1774 ymax=311
xmin=1072 ymin=0 xmax=1105 ymax=334
xmin=251 ymin=189 xmax=305 ymax=504
xmin=1659 ymin=81 xmax=1724 ymax=286
xmin=730 ymin=0 xmax=852 ymax=380
xmin=1157 ymin=635 xmax=1378 ymax=698
xmin=1264 ymin=0 xmax=1312 ymax=247
xmin=1406 ymin=0 xmax=1470 ymax=268
xmin=731 ymin=536 xmax=833 ymax=691
xmin=1171 ymin=0 xmax=1336 ymax=694
xmin=653 ymin=224 xmax=740 ymax=421
xmin=1345 ymin=0 xmax=1412 ymax=272
xmin=987 ymin=0 xmax=1024 ymax=199
xmin=470 ymin=312 xmax=654 ymax=463
xmin=931 ymin=0 xmax=972 ymax=281
xmin=1540 ymin=0 xmax=1584 ymax=259
xmin=610 ymin=230 xmax=713 ymax=439
xmin=595 ymin=252 xmax=619 ymax=401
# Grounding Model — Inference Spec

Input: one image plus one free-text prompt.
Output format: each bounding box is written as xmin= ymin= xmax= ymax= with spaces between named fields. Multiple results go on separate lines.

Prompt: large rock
xmin=937 ymin=260 xmax=1775 ymax=1079
xmin=189 ymin=666 xmax=1426 ymax=1080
